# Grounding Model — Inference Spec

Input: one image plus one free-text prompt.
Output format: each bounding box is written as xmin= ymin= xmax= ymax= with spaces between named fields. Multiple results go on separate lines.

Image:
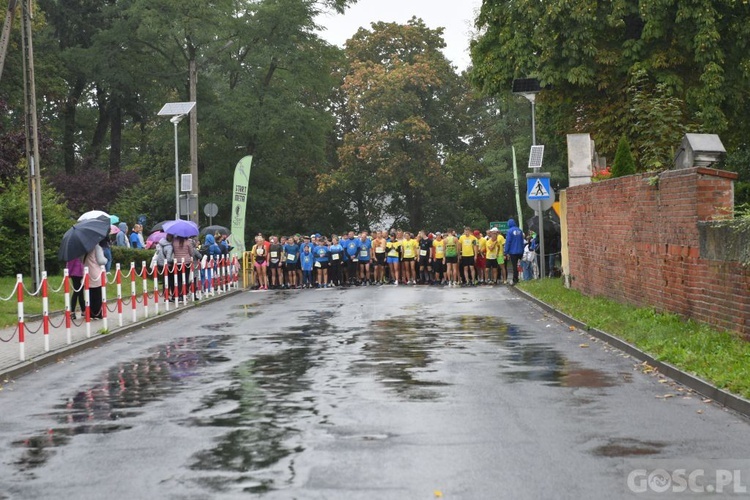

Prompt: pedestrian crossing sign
xmin=527 ymin=177 xmax=551 ymax=200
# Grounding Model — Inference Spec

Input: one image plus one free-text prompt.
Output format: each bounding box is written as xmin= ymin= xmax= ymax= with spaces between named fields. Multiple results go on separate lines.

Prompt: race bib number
xmin=375 ymin=247 xmax=385 ymax=253
xmin=332 ymin=253 xmax=340 ymax=261
xmin=314 ymin=261 xmax=321 ymax=268
xmin=256 ymin=248 xmax=265 ymax=256
xmin=270 ymin=251 xmax=278 ymax=258
xmin=287 ymin=254 xmax=295 ymax=261
xmin=419 ymin=250 xmax=427 ymax=257
xmin=360 ymin=250 xmax=369 ymax=258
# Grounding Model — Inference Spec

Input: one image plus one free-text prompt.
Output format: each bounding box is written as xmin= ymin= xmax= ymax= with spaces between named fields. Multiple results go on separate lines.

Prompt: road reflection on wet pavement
xmin=1 ymin=287 xmax=749 ymax=499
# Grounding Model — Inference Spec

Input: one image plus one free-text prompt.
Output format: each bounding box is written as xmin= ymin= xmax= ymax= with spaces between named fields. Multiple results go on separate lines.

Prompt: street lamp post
xmin=158 ymin=102 xmax=196 ymax=220
xmin=512 ymin=78 xmax=546 ymax=279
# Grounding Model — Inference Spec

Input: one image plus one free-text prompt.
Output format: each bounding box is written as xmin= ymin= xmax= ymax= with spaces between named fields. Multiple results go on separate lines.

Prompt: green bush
xmin=110 ymin=246 xmax=156 ymax=270
xmin=0 ymin=179 xmax=73 ymax=277
xmin=611 ymin=135 xmax=636 ymax=178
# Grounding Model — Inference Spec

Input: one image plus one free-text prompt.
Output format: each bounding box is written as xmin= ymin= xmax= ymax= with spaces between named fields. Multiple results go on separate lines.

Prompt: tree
xmin=330 ymin=18 xmax=467 ymax=230
xmin=611 ymin=136 xmax=636 ymax=178
xmin=470 ymin=0 xmax=750 ymax=161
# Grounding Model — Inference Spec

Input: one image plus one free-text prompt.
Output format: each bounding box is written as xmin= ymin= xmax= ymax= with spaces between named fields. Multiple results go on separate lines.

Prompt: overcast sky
xmin=315 ymin=0 xmax=483 ymax=71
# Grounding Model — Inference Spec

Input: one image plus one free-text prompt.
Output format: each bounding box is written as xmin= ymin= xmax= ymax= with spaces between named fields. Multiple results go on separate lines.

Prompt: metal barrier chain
xmin=48 ymin=315 xmax=66 ymax=330
xmin=106 ymin=303 xmax=119 ymax=313
xmin=0 ymin=326 xmax=18 ymax=343
xmin=122 ymin=297 xmax=132 ymax=306
xmin=24 ymin=320 xmax=43 ymax=335
xmin=71 ymin=280 xmax=85 ymax=293
xmin=0 ymin=281 xmax=19 ymax=302
xmin=71 ymin=316 xmax=85 ymax=328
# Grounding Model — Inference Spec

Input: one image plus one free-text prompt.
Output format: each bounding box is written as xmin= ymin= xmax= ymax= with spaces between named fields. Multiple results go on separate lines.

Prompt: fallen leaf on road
xmin=579 ymin=343 xmax=589 ymax=348
xmin=569 ymin=326 xmax=576 ymax=331
xmin=434 ymin=491 xmax=443 ymax=498
xmin=658 ymin=379 xmax=668 ymax=384
xmin=702 ymin=399 xmax=712 ymax=404
xmin=697 ymin=410 xmax=704 ymax=414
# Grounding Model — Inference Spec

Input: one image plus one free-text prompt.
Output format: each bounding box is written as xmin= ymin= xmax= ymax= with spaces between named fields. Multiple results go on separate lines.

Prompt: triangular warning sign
xmin=531 ymin=179 xmax=549 ymax=197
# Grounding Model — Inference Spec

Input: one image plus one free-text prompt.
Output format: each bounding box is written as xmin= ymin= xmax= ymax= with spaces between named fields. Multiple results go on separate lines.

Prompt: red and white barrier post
xmin=63 ymin=269 xmax=72 ymax=345
xmin=173 ymin=261 xmax=180 ymax=307
xmin=17 ymin=274 xmax=25 ymax=362
xmin=188 ymin=261 xmax=195 ymax=302
xmin=152 ymin=263 xmax=160 ymax=315
xmin=141 ymin=261 xmax=149 ymax=318
xmin=211 ymin=257 xmax=218 ymax=296
xmin=130 ymin=262 xmax=137 ymax=323
xmin=180 ymin=258 xmax=187 ymax=304
xmin=84 ymin=267 xmax=91 ymax=338
xmin=162 ymin=263 xmax=170 ymax=312
xmin=101 ymin=265 xmax=108 ymax=332
xmin=42 ymin=271 xmax=50 ymax=352
xmin=116 ymin=264 xmax=123 ymax=327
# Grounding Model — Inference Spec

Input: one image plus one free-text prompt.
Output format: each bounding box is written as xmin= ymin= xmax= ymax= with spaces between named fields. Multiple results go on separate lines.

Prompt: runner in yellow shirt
xmin=486 ymin=227 xmax=500 ymax=284
xmin=458 ymin=226 xmax=477 ymax=286
xmin=496 ymin=229 xmax=507 ymax=284
xmin=401 ymin=232 xmax=419 ymax=285
xmin=386 ymin=234 xmax=401 ymax=285
xmin=443 ymin=228 xmax=459 ymax=286
xmin=432 ymin=232 xmax=446 ymax=285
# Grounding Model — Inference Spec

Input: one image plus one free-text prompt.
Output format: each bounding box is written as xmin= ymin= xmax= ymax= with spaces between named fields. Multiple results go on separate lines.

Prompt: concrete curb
xmin=510 ymin=286 xmax=750 ymax=418
xmin=0 ymin=289 xmax=244 ymax=382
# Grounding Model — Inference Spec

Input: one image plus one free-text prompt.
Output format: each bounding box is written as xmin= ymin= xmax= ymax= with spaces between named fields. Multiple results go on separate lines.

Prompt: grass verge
xmin=518 ymin=279 xmax=750 ymax=400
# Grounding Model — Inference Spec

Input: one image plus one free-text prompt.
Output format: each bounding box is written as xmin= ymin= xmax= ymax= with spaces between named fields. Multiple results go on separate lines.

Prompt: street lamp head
xmin=512 ymin=78 xmax=542 ymax=103
xmin=170 ymin=114 xmax=185 ymax=125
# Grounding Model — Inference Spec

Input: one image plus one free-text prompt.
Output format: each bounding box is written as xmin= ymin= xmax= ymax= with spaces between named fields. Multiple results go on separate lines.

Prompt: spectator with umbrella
xmin=199 ymin=225 xmax=229 ymax=239
xmin=59 ymin=218 xmax=110 ymax=319
xmin=164 ymin=220 xmax=199 ymax=300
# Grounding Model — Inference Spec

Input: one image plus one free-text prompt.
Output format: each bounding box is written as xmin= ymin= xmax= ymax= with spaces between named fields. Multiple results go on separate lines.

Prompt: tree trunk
xmin=81 ymin=86 xmax=110 ymax=170
xmin=62 ymin=78 xmax=85 ymax=174
xmin=109 ymin=103 xmax=122 ymax=175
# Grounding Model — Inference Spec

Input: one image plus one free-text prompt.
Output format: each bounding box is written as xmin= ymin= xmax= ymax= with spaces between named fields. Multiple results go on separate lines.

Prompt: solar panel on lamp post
xmin=158 ymin=102 xmax=196 ymax=220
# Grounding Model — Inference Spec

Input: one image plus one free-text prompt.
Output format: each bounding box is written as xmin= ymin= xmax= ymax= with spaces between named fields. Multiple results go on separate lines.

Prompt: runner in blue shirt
xmin=283 ymin=239 xmax=300 ymax=289
xmin=357 ymin=231 xmax=373 ymax=285
xmin=313 ymin=242 xmax=330 ymax=288
xmin=344 ymin=231 xmax=360 ymax=285
xmin=300 ymin=246 xmax=314 ymax=288
xmin=328 ymin=236 xmax=345 ymax=287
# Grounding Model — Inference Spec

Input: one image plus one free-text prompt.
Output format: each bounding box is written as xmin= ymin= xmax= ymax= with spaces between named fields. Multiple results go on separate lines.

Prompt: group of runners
xmin=249 ymin=226 xmax=518 ymax=290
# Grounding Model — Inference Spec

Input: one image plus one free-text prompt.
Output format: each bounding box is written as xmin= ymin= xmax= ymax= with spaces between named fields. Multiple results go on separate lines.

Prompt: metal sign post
xmin=526 ymin=145 xmax=553 ymax=279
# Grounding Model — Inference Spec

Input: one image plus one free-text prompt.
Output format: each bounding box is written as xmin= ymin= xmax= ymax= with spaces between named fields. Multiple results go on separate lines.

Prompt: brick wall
xmin=566 ymin=167 xmax=750 ymax=338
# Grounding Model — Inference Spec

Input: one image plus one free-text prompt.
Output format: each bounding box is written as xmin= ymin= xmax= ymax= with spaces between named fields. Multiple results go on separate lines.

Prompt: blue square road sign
xmin=527 ymin=177 xmax=551 ymax=200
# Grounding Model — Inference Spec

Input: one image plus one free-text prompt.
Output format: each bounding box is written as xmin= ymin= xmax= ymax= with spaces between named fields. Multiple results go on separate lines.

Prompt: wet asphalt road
xmin=1 ymin=285 xmax=749 ymax=499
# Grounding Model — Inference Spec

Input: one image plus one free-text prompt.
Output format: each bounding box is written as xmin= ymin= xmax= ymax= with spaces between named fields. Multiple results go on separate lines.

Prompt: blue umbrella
xmin=163 ymin=219 xmax=199 ymax=238
xmin=58 ymin=218 xmax=111 ymax=261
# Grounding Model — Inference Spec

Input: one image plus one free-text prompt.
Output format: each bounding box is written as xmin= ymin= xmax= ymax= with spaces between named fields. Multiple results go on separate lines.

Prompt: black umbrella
xmin=199 ymin=225 xmax=230 ymax=238
xmin=58 ymin=218 xmax=111 ymax=261
xmin=150 ymin=220 xmax=171 ymax=233
xmin=528 ymin=214 xmax=560 ymax=236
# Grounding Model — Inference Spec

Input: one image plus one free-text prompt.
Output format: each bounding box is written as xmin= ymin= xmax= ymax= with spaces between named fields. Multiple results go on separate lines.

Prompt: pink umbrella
xmin=146 ymin=231 xmax=165 ymax=250
xmin=147 ymin=231 xmax=166 ymax=244
xmin=110 ymin=224 xmax=121 ymax=234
